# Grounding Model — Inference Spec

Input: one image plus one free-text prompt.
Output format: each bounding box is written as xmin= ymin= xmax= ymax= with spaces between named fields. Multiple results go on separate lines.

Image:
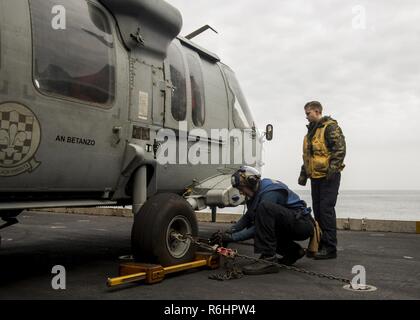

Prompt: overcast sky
xmin=167 ymin=0 xmax=420 ymax=190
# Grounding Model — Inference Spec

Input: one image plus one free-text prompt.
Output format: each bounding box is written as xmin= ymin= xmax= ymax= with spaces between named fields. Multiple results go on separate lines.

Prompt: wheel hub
xmin=166 ymin=215 xmax=192 ymax=258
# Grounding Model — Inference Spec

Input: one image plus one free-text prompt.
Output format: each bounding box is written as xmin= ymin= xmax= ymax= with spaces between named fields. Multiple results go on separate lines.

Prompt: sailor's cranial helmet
xmin=231 ymin=166 xmax=261 ymax=190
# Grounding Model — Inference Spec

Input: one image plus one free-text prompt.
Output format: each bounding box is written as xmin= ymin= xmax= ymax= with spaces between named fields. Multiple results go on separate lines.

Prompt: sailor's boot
xmin=242 ymin=255 xmax=279 ymax=275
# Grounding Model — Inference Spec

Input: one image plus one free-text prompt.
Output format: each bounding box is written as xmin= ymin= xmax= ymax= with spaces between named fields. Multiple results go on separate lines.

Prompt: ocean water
xmin=214 ymin=190 xmax=420 ymax=221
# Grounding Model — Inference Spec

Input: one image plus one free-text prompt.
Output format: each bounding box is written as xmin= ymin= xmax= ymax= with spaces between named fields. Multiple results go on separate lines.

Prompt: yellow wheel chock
xmin=107 ymin=252 xmax=220 ymax=287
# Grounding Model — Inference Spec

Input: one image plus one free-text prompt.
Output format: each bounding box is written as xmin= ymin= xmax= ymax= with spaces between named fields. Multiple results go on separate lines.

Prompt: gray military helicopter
xmin=0 ymin=0 xmax=273 ymax=266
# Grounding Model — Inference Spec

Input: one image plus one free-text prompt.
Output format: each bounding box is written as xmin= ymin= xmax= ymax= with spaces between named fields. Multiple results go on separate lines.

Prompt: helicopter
xmin=0 ymin=0 xmax=273 ymax=265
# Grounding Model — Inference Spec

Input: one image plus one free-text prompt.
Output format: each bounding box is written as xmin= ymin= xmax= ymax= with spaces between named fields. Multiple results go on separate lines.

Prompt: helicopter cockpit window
xmin=187 ymin=54 xmax=205 ymax=127
xmin=30 ymin=0 xmax=115 ymax=106
xmin=223 ymin=67 xmax=254 ymax=129
xmin=167 ymin=43 xmax=187 ymax=121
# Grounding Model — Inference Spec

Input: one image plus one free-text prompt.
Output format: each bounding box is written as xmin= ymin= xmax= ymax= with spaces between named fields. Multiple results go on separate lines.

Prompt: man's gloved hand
xmin=209 ymin=231 xmax=222 ymax=245
xmin=209 ymin=230 xmax=234 ymax=246
xmin=298 ymin=174 xmax=307 ymax=186
xmin=326 ymin=168 xmax=338 ymax=181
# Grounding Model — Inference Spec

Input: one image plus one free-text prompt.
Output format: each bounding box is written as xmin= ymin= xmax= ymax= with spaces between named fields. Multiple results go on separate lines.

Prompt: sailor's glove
xmin=326 ymin=168 xmax=338 ymax=181
xmin=221 ymin=231 xmax=234 ymax=246
xmin=298 ymin=174 xmax=308 ymax=186
xmin=209 ymin=230 xmax=234 ymax=246
xmin=209 ymin=231 xmax=222 ymax=245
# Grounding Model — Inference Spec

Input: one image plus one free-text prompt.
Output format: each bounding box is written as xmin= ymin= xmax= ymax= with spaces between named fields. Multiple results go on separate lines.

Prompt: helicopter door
xmin=18 ymin=0 xmax=129 ymax=193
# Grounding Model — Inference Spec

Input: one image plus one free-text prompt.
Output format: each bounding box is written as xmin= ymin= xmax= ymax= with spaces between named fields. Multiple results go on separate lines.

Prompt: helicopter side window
xmin=167 ymin=43 xmax=187 ymax=121
xmin=186 ymin=53 xmax=205 ymax=127
xmin=223 ymin=67 xmax=254 ymax=129
xmin=30 ymin=0 xmax=115 ymax=106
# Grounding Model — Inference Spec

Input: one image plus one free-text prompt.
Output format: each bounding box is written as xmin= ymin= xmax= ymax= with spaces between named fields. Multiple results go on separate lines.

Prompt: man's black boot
xmin=242 ymin=255 xmax=279 ymax=275
xmin=314 ymin=249 xmax=337 ymax=260
xmin=278 ymin=248 xmax=306 ymax=266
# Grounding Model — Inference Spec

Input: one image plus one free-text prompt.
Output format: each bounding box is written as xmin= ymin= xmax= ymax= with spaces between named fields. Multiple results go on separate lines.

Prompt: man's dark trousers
xmin=311 ymin=172 xmax=341 ymax=253
xmin=254 ymin=202 xmax=314 ymax=258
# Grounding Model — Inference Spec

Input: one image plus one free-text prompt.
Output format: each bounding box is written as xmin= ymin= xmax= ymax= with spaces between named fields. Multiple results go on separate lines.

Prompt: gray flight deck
xmin=0 ymin=211 xmax=419 ymax=300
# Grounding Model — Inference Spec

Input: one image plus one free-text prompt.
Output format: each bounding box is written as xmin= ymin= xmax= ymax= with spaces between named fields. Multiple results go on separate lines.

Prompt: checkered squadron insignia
xmin=0 ymin=102 xmax=41 ymax=177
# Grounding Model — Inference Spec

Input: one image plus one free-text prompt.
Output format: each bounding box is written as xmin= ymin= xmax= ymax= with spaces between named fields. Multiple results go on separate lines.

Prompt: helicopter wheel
xmin=131 ymin=193 xmax=198 ymax=266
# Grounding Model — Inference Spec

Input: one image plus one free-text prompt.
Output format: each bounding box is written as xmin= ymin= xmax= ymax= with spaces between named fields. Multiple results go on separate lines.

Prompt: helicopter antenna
xmin=185 ymin=25 xmax=218 ymax=40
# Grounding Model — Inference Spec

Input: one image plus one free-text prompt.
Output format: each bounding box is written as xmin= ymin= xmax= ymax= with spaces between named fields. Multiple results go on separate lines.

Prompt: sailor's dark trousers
xmin=254 ymin=202 xmax=314 ymax=257
xmin=311 ymin=172 xmax=341 ymax=253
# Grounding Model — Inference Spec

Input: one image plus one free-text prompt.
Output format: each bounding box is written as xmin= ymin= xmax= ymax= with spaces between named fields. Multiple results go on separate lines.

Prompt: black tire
xmin=131 ymin=193 xmax=198 ymax=266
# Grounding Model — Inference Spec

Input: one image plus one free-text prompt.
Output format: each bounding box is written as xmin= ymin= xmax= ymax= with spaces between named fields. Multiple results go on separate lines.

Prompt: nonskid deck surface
xmin=0 ymin=211 xmax=419 ymax=299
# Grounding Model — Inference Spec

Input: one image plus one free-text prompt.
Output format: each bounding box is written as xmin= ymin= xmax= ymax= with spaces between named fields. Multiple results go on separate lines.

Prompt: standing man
xmin=298 ymin=101 xmax=346 ymax=260
xmin=226 ymin=166 xmax=314 ymax=275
